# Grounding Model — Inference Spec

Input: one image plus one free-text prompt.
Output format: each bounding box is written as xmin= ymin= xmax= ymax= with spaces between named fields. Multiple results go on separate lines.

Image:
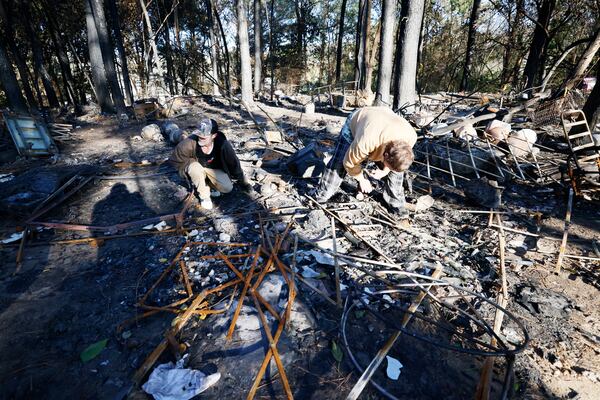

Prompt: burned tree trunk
xmin=0 ymin=39 xmax=28 ymax=114
xmin=22 ymin=2 xmax=59 ymax=108
xmin=460 ymin=0 xmax=481 ymax=92
xmin=0 ymin=0 xmax=37 ymax=110
xmin=393 ymin=0 xmax=425 ymax=110
xmin=583 ymin=66 xmax=600 ymax=130
xmin=269 ymin=0 xmax=275 ymax=99
xmin=522 ymin=0 xmax=556 ymax=91
xmin=89 ymin=0 xmax=126 ymax=113
xmin=334 ymin=0 xmax=347 ymax=83
xmin=85 ymin=0 xmax=114 ymax=113
xmin=108 ymin=0 xmax=134 ymax=104
xmin=159 ymin=1 xmax=176 ymax=95
xmin=499 ymin=0 xmax=524 ymax=87
xmin=139 ymin=0 xmax=165 ymax=78
xmin=236 ymin=0 xmax=254 ymax=106
xmin=253 ymin=0 xmax=262 ymax=94
xmin=563 ymin=29 xmax=600 ymax=93
xmin=375 ymin=0 xmax=396 ymax=106
xmin=46 ymin=8 xmax=81 ymax=112
xmin=207 ymin=0 xmax=221 ymax=95
xmin=364 ymin=20 xmax=380 ymax=95
xmin=354 ymin=0 xmax=371 ymax=91
xmin=211 ymin=0 xmax=231 ymax=98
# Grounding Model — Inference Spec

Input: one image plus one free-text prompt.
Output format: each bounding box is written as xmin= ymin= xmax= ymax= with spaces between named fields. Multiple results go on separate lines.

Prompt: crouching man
xmin=314 ymin=107 xmax=417 ymax=217
xmin=170 ymin=118 xmax=251 ymax=209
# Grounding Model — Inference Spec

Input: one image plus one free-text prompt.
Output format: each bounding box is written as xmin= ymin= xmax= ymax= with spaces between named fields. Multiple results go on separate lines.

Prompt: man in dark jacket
xmin=170 ymin=118 xmax=251 ymax=209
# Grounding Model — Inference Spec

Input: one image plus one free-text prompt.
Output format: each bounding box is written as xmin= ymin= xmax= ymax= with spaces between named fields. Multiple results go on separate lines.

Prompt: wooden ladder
xmin=560 ymin=109 xmax=600 ymax=172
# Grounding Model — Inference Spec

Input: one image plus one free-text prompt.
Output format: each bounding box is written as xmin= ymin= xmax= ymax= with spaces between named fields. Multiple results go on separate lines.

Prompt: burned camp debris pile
xmin=0 ymin=93 xmax=599 ymax=399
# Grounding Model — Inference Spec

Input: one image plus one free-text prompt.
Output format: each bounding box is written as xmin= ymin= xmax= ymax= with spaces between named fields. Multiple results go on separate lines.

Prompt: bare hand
xmin=358 ymin=177 xmax=373 ymax=193
xmin=369 ymin=168 xmax=389 ymax=180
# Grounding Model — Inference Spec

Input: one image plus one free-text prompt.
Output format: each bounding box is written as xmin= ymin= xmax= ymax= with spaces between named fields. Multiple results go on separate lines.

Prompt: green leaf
xmin=80 ymin=339 xmax=108 ymax=363
xmin=331 ymin=340 xmax=343 ymax=363
xmin=355 ymin=310 xmax=366 ymax=319
xmin=316 ymin=272 xmax=328 ymax=279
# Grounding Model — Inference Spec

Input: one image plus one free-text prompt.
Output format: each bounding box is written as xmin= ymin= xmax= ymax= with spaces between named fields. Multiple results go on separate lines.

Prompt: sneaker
xmin=210 ymin=190 xmax=221 ymax=198
xmin=200 ymin=198 xmax=213 ymax=210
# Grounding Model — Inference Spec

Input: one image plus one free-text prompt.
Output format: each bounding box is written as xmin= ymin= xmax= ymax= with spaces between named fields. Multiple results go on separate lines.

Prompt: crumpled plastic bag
xmin=142 ymin=358 xmax=221 ymax=400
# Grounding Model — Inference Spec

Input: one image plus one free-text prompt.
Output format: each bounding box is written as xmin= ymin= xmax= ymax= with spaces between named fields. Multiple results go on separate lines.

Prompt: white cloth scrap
xmin=142 ymin=360 xmax=221 ymax=400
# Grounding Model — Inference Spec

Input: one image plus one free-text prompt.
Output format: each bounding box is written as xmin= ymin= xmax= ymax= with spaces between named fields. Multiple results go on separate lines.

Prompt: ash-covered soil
xmin=0 ymin=99 xmax=598 ymax=400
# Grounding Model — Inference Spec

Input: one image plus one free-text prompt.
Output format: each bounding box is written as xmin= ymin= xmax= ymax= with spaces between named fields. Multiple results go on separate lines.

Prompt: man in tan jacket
xmin=314 ymin=107 xmax=417 ymax=216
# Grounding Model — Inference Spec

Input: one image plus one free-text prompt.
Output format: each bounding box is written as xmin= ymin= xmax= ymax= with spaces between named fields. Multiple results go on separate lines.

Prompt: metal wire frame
xmin=411 ymin=135 xmax=562 ymax=187
xmin=347 ymin=271 xmax=529 ymax=357
xmin=341 ymin=298 xmax=517 ymax=400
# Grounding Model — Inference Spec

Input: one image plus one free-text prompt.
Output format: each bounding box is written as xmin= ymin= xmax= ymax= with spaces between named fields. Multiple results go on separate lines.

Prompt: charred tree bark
xmin=158 ymin=0 xmax=176 ymax=95
xmin=139 ymin=0 xmax=165 ymax=79
xmin=108 ymin=0 xmax=134 ymax=104
xmin=269 ymin=0 xmax=275 ymax=99
xmin=460 ymin=0 xmax=481 ymax=91
xmin=0 ymin=0 xmax=37 ymax=110
xmin=318 ymin=0 xmax=330 ymax=83
xmin=354 ymin=0 xmax=371 ymax=90
xmin=563 ymin=29 xmax=600 ymax=93
xmin=89 ymin=0 xmax=125 ymax=113
xmin=210 ymin=0 xmax=231 ymax=98
xmin=294 ymin=0 xmax=307 ymax=71
xmin=253 ymin=0 xmax=262 ymax=93
xmin=334 ymin=0 xmax=347 ymax=83
xmin=236 ymin=0 xmax=254 ymax=106
xmin=522 ymin=0 xmax=556 ymax=91
xmin=374 ymin=0 xmax=396 ymax=106
xmin=46 ymin=1 xmax=81 ymax=112
xmin=0 ymin=39 xmax=28 ymax=114
xmin=207 ymin=0 xmax=221 ymax=95
xmin=392 ymin=0 xmax=425 ymax=110
xmin=582 ymin=66 xmax=600 ymax=130
xmin=364 ymin=21 xmax=380 ymax=95
xmin=85 ymin=0 xmax=114 ymax=112
xmin=22 ymin=2 xmax=59 ymax=108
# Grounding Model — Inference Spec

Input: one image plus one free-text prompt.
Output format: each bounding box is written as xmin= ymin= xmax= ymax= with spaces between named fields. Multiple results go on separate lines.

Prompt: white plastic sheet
xmin=142 ymin=359 xmax=221 ymax=400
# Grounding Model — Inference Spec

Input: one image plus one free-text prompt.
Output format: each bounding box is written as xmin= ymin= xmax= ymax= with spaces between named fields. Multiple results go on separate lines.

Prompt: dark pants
xmin=314 ymin=113 xmax=408 ymax=215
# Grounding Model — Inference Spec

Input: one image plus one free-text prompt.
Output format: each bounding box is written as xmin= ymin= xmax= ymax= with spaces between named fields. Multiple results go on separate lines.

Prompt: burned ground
xmin=0 ymin=98 xmax=599 ymax=400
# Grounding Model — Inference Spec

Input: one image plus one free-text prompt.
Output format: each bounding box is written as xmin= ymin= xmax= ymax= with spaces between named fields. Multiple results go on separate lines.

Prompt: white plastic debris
xmin=485 ymin=120 xmax=511 ymax=142
xmin=1 ymin=232 xmax=24 ymax=244
xmin=155 ymin=221 xmax=169 ymax=231
xmin=455 ymin=123 xmax=477 ymax=141
xmin=0 ymin=173 xmax=14 ymax=183
xmin=386 ymin=356 xmax=403 ymax=380
xmin=306 ymin=250 xmax=336 ymax=266
xmin=141 ymin=124 xmax=164 ymax=142
xmin=218 ymin=233 xmax=231 ymax=242
xmin=142 ymin=358 xmax=221 ymax=400
xmin=301 ymin=266 xmax=321 ymax=278
xmin=414 ymin=195 xmax=435 ymax=212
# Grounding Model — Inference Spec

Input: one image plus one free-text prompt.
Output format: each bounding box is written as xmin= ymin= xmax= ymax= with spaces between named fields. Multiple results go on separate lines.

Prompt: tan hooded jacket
xmin=342 ymin=107 xmax=417 ymax=176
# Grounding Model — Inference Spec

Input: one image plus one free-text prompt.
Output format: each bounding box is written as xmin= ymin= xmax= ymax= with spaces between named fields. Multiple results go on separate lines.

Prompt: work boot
xmin=200 ymin=198 xmax=214 ymax=210
xmin=390 ymin=207 xmax=409 ymax=220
